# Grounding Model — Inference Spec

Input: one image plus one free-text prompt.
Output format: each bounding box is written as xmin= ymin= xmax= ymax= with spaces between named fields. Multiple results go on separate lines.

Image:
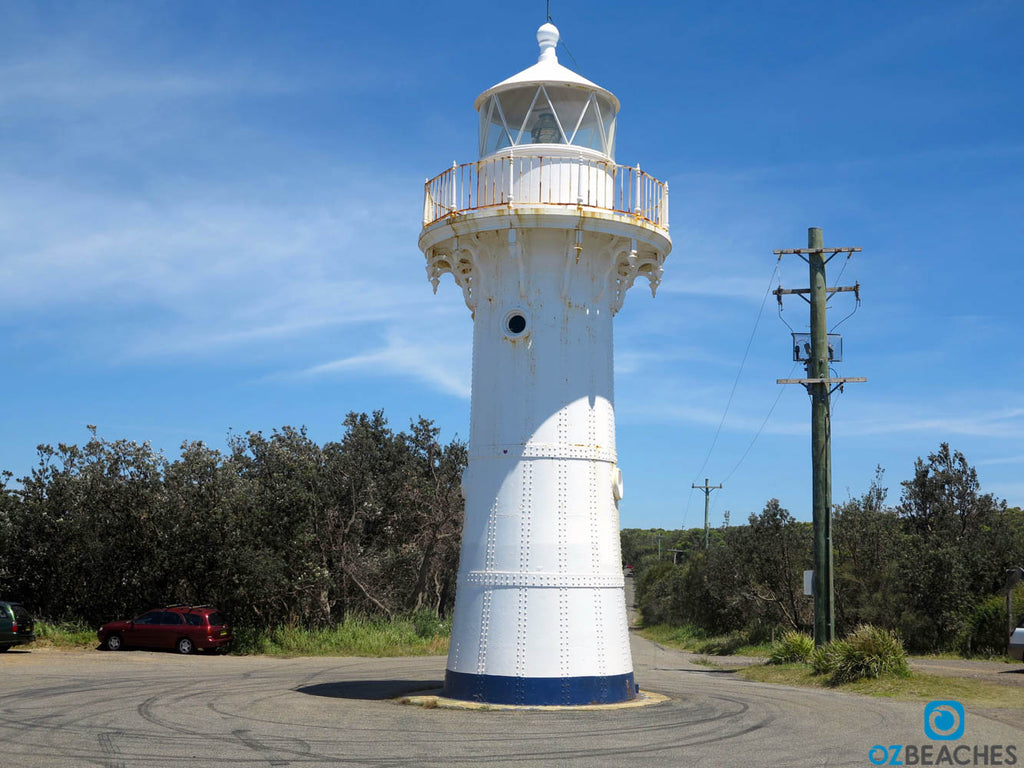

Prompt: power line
xmin=690 ymin=263 xmax=780 ymax=485
xmin=721 ymin=360 xmax=800 ymax=485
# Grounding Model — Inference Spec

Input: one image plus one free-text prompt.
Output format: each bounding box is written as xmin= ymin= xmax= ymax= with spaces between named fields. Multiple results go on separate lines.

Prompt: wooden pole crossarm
xmin=775 ymin=247 xmax=861 ymax=266
xmin=773 ymin=248 xmax=862 ymax=255
xmin=773 ymin=285 xmax=858 ymax=296
xmin=778 ymin=376 xmax=867 ymax=396
xmin=775 ymin=282 xmax=861 ymax=303
xmin=776 ymin=377 xmax=867 ymax=385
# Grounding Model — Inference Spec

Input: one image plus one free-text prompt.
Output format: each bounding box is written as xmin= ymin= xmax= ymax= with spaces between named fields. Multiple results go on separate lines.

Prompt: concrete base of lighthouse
xmin=442 ymin=670 xmax=636 ymax=706
xmin=399 ymin=687 xmax=669 ymax=711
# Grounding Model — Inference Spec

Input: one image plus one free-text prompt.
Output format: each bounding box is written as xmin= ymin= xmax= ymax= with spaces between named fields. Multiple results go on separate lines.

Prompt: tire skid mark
xmin=98 ymin=730 xmax=126 ymax=768
xmin=232 ymin=728 xmax=313 ymax=765
xmin=0 ymin=650 xmax=953 ymax=767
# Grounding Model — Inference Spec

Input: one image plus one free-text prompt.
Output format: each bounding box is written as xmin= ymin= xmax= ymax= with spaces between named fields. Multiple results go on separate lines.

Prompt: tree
xmin=0 ymin=413 xmax=467 ymax=629
xmin=896 ymin=443 xmax=1018 ymax=650
xmin=833 ymin=467 xmax=906 ymax=634
xmin=732 ymin=499 xmax=812 ymax=631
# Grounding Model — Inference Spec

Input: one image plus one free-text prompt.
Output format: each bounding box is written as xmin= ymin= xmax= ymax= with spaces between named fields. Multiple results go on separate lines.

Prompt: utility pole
xmin=774 ymin=227 xmax=865 ymax=646
xmin=692 ymin=479 xmax=722 ymax=550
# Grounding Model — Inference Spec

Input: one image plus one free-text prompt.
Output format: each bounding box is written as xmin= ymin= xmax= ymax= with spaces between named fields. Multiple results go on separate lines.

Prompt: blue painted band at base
xmin=443 ymin=669 xmax=637 ymax=706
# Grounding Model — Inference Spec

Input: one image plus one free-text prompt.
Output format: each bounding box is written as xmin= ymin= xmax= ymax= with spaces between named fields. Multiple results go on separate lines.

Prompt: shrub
xmin=636 ymin=562 xmax=687 ymax=626
xmin=812 ymin=624 xmax=909 ymax=684
xmin=768 ymin=631 xmax=814 ymax=664
xmin=960 ymin=594 xmax=1012 ymax=657
xmin=811 ymin=639 xmax=848 ymax=676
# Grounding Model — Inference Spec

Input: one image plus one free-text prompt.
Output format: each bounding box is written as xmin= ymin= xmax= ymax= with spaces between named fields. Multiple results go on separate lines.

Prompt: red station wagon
xmin=98 ymin=605 xmax=233 ymax=654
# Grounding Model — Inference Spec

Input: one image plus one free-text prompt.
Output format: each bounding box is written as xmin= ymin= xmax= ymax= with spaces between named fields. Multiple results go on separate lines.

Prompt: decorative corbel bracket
xmin=425 ymin=238 xmax=483 ymax=311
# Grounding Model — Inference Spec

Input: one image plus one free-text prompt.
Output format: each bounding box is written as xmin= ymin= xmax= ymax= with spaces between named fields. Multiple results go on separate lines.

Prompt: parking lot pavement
xmin=0 ymin=635 xmax=1020 ymax=768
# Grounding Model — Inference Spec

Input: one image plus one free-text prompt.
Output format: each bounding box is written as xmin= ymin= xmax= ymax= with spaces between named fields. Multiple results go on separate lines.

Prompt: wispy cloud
xmin=290 ymin=331 xmax=471 ymax=399
xmin=638 ymin=401 xmax=805 ymax=436
xmin=0 ymin=58 xmax=294 ymax=107
xmin=658 ymin=274 xmax=773 ymax=302
xmin=846 ymin=406 xmax=1024 ymax=439
xmin=975 ymin=454 xmax=1024 ymax=467
xmin=615 ymin=345 xmax=733 ymax=375
xmin=0 ymin=166 xmax=438 ymax=355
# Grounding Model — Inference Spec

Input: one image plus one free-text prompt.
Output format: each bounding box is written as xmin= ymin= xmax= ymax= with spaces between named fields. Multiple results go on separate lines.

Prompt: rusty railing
xmin=423 ymin=155 xmax=669 ymax=230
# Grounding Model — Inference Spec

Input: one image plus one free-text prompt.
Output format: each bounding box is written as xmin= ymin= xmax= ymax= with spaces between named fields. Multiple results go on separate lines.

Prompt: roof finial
xmin=537 ymin=22 xmax=559 ymax=63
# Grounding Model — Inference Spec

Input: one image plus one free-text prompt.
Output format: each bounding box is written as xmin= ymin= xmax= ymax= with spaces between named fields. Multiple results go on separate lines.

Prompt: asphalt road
xmin=1 ymin=630 xmax=1021 ymax=768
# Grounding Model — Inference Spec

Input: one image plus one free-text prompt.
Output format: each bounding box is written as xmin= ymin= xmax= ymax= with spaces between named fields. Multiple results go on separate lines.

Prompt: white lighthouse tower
xmin=419 ymin=22 xmax=670 ymax=705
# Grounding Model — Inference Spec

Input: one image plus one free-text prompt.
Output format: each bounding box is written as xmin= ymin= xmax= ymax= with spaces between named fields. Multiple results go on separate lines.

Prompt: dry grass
xmin=737 ymin=663 xmax=1024 ymax=709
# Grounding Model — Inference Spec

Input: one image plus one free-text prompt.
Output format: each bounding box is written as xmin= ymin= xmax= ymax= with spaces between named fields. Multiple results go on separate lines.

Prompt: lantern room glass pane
xmin=543 ymin=85 xmax=588 ymax=144
xmin=520 ymin=86 xmax=566 ymax=145
xmin=570 ymin=97 xmax=603 ymax=152
xmin=492 ymin=89 xmax=537 ymax=143
xmin=601 ymin=100 xmax=616 ymax=159
xmin=480 ymin=95 xmax=514 ymax=156
xmin=478 ymin=86 xmax=619 ymax=157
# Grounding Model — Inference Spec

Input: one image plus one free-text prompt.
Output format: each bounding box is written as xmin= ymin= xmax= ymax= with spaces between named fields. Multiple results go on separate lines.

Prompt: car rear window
xmin=12 ymin=606 xmax=30 ymax=623
xmin=208 ymin=612 xmax=227 ymax=627
xmin=184 ymin=613 xmax=202 ymax=626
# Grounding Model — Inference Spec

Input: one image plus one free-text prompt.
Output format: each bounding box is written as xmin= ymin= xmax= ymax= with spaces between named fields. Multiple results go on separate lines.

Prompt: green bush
xmin=635 ymin=562 xmax=686 ymax=626
xmin=812 ymin=624 xmax=909 ymax=684
xmin=768 ymin=631 xmax=814 ymax=664
xmin=960 ymin=594 xmax=1011 ymax=657
xmin=811 ymin=640 xmax=848 ymax=675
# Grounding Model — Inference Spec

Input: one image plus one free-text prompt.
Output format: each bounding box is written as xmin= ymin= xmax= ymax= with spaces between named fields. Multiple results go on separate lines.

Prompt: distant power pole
xmin=692 ymin=478 xmax=722 ymax=550
xmin=773 ymin=227 xmax=866 ymax=646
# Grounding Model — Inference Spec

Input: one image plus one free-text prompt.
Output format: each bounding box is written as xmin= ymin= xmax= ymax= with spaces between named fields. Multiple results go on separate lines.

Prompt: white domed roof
xmin=473 ymin=23 xmax=620 ymax=113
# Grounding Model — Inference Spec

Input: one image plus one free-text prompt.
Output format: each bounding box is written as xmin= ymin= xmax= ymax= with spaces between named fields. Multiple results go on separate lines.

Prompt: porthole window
xmin=504 ymin=310 xmax=528 ymax=338
xmin=507 ymin=314 xmax=526 ymax=334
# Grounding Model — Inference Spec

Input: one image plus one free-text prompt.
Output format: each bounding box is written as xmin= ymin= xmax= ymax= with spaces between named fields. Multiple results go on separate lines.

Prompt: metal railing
xmin=423 ymin=155 xmax=669 ymax=230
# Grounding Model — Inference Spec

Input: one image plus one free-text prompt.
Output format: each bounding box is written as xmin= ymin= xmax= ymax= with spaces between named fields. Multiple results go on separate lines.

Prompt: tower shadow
xmin=296 ymin=680 xmax=443 ymax=701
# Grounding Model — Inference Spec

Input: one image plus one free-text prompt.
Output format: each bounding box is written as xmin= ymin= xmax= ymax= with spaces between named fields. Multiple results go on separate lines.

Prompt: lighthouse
xmin=419 ymin=22 xmax=671 ymax=705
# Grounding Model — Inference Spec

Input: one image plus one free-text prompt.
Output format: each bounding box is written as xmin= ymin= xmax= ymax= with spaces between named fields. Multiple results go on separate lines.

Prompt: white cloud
xmin=845 ymin=406 xmax=1024 ymax=439
xmin=658 ymin=274 xmax=774 ymax=302
xmin=291 ymin=331 xmax=471 ymax=399
xmin=0 ymin=58 xmax=291 ymax=107
xmin=974 ymin=454 xmax=1024 ymax=467
xmin=0 ymin=165 xmax=440 ymax=351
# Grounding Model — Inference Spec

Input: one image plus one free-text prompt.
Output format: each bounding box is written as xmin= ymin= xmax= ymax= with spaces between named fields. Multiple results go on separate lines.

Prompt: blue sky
xmin=2 ymin=0 xmax=1022 ymax=529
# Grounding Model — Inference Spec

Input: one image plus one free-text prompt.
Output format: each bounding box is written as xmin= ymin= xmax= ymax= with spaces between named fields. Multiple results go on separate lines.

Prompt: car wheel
xmin=104 ymin=634 xmax=123 ymax=651
xmin=176 ymin=637 xmax=194 ymax=655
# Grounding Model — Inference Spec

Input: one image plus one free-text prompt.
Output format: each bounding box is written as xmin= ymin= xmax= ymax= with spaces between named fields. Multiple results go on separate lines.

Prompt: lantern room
xmin=475 ymin=23 xmax=619 ymax=160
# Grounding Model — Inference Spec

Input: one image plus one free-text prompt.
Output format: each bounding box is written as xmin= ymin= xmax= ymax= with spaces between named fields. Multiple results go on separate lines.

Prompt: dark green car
xmin=0 ymin=602 xmax=36 ymax=651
